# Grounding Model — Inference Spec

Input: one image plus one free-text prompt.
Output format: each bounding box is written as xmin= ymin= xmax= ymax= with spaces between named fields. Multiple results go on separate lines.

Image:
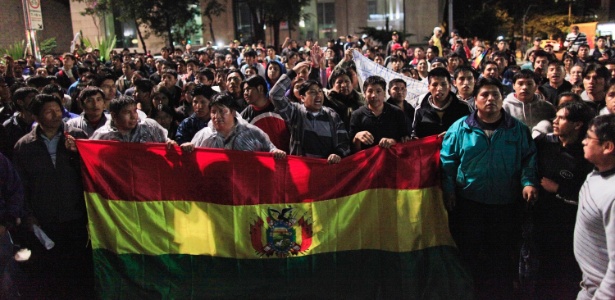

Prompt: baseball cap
xmin=432 ymin=57 xmax=448 ymax=66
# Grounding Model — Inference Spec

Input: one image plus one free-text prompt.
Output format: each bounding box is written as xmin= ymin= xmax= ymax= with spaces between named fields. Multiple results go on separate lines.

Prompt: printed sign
xmin=27 ymin=0 xmax=43 ymax=30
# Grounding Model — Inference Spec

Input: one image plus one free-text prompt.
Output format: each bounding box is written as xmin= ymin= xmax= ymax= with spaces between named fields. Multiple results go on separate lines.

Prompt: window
xmin=234 ymin=0 xmax=254 ymax=43
xmin=113 ymin=20 xmax=138 ymax=49
xmin=317 ymin=2 xmax=336 ymax=40
xmin=368 ymin=0 xmax=377 ymax=15
xmin=366 ymin=0 xmax=404 ymax=31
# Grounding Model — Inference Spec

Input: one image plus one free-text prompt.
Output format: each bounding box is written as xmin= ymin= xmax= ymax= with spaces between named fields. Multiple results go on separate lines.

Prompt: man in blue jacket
xmin=440 ymin=78 xmax=538 ymax=298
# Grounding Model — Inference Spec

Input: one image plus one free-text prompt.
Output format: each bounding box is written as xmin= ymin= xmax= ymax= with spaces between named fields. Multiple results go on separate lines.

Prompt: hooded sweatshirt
xmin=503 ymin=93 xmax=556 ymax=129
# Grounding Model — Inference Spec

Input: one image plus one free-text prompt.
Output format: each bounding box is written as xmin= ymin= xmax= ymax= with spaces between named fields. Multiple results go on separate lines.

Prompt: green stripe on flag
xmin=93 ymin=246 xmax=473 ymax=299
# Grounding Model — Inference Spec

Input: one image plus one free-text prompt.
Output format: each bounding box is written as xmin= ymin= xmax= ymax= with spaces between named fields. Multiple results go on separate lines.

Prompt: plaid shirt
xmin=270 ymin=73 xmax=350 ymax=158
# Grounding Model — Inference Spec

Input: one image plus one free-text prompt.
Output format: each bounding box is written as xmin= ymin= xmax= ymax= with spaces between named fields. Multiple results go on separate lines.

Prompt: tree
xmin=244 ymin=0 xmax=268 ymax=44
xmin=266 ymin=0 xmax=310 ymax=50
xmin=72 ymin=0 xmax=200 ymax=52
xmin=461 ymin=0 xmax=599 ymax=42
xmin=453 ymin=3 xmax=506 ymax=41
xmin=244 ymin=0 xmax=311 ymax=48
xmin=525 ymin=14 xmax=577 ymax=40
xmin=74 ymin=0 xmax=150 ymax=53
xmin=144 ymin=0 xmax=201 ymax=51
xmin=113 ymin=1 xmax=151 ymax=53
xmin=202 ymin=0 xmax=226 ymax=43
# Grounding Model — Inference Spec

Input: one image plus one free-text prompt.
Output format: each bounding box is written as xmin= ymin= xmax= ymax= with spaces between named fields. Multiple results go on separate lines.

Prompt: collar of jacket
xmin=464 ymin=109 xmax=515 ymax=130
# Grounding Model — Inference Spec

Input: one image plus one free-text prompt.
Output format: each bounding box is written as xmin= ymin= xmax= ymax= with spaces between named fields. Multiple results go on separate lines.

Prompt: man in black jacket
xmin=13 ymin=94 xmax=93 ymax=298
xmin=412 ymin=68 xmax=471 ymax=138
xmin=539 ymin=61 xmax=572 ymax=106
xmin=533 ymin=101 xmax=595 ymax=299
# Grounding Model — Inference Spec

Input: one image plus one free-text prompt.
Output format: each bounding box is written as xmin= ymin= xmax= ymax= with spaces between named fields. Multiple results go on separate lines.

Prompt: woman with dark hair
xmin=287 ymin=76 xmax=305 ymax=103
xmin=134 ymin=56 xmax=148 ymax=75
xmin=323 ymin=68 xmax=365 ymax=130
xmin=151 ymin=105 xmax=179 ymax=140
xmin=416 ymin=58 xmax=429 ymax=80
xmin=562 ymin=52 xmax=577 ymax=82
xmin=568 ymin=63 xmax=584 ymax=86
xmin=284 ymin=51 xmax=299 ymax=71
xmin=182 ymin=93 xmax=286 ymax=159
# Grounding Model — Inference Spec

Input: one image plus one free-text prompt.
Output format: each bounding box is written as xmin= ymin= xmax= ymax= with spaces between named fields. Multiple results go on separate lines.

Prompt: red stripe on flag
xmin=76 ymin=135 xmax=441 ymax=205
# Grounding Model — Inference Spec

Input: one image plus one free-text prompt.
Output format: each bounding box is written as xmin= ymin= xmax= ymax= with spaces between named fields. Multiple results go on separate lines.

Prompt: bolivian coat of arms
xmin=250 ymin=207 xmax=313 ymax=257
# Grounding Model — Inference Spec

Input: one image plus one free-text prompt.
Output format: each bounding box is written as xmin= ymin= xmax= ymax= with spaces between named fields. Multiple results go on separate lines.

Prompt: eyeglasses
xmin=584 ymin=134 xmax=602 ymax=142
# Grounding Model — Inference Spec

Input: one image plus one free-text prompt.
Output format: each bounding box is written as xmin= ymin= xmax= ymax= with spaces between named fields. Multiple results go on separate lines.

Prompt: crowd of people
xmin=1 ymin=24 xmax=615 ymax=299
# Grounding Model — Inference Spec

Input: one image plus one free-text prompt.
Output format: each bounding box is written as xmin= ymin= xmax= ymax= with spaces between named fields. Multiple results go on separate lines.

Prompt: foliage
xmin=143 ymin=0 xmax=201 ymax=50
xmin=39 ymin=38 xmax=58 ymax=56
xmin=453 ymin=0 xmax=601 ymax=42
xmin=525 ymin=14 xmax=584 ymax=40
xmin=244 ymin=0 xmax=311 ymax=47
xmin=76 ymin=0 xmax=151 ymax=52
xmin=171 ymin=17 xmax=200 ymax=46
xmin=82 ymin=33 xmax=117 ymax=62
xmin=72 ymin=0 xmax=199 ymax=51
xmin=106 ymin=1 xmax=151 ymax=52
xmin=453 ymin=4 xmax=506 ymax=41
xmin=267 ymin=0 xmax=311 ymax=49
xmin=1 ymin=40 xmax=26 ymax=60
xmin=358 ymin=27 xmax=414 ymax=45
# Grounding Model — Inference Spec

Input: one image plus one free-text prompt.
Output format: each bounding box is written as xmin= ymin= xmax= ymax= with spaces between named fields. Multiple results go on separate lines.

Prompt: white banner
xmin=352 ymin=50 xmax=428 ymax=107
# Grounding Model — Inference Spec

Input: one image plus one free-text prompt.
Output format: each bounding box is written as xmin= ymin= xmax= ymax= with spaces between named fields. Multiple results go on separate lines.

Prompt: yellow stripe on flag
xmin=87 ymin=187 xmax=455 ymax=258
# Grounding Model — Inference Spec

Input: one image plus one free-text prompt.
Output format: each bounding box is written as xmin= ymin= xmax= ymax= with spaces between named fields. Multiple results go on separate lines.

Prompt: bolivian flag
xmin=77 ymin=136 xmax=472 ymax=299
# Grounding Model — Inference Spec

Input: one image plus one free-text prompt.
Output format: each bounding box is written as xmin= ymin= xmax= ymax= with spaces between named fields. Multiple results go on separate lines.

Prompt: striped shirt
xmin=574 ymin=169 xmax=615 ymax=300
xmin=269 ymin=72 xmax=350 ymax=158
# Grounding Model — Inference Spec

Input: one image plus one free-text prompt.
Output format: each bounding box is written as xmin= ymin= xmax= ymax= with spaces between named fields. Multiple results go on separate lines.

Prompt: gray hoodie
xmin=503 ymin=93 xmax=556 ymax=128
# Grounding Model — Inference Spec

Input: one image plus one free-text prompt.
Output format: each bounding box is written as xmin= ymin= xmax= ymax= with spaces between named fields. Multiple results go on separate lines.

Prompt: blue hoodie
xmin=265 ymin=60 xmax=287 ymax=94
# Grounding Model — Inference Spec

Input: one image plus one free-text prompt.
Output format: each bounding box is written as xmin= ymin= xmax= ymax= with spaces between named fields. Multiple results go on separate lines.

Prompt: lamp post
xmin=448 ymin=0 xmax=453 ymax=34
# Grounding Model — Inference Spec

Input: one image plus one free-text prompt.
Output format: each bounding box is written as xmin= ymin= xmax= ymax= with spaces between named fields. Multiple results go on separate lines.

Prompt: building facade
xmin=3 ymin=0 xmax=612 ymax=55
xmin=0 ymin=0 xmax=74 ymax=55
